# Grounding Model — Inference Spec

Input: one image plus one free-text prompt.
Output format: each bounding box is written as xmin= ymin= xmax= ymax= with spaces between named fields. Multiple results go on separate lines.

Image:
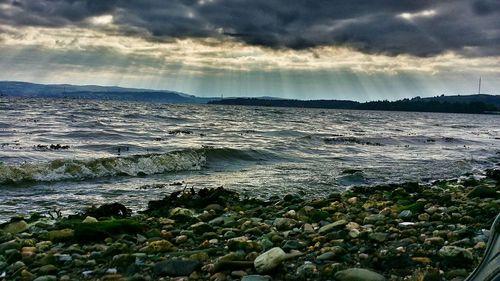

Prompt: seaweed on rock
xmin=145 ymin=186 xmax=239 ymax=216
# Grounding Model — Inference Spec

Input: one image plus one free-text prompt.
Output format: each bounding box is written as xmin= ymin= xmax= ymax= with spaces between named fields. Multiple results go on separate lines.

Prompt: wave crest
xmin=0 ymin=147 xmax=271 ymax=185
xmin=0 ymin=150 xmax=205 ymax=184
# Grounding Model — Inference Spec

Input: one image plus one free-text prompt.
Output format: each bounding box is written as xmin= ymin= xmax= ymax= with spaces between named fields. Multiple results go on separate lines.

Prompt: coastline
xmin=1 ymin=169 xmax=499 ymax=281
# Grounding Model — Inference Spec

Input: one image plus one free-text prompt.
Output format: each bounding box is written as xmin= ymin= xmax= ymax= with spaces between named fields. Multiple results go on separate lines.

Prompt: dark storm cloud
xmin=0 ymin=0 xmax=499 ymax=57
xmin=473 ymin=0 xmax=500 ymax=15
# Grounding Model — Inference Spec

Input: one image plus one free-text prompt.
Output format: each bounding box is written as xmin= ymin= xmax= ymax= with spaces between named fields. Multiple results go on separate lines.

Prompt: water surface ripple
xmin=1 ymin=97 xmax=499 ymax=221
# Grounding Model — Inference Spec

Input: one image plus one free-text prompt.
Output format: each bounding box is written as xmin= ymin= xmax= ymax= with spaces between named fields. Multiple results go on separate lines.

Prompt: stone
xmin=368 ymin=232 xmax=387 ymax=243
xmin=33 ymin=276 xmax=57 ymax=281
xmin=318 ymin=220 xmax=347 ymax=234
xmin=398 ymin=210 xmax=413 ymax=219
xmin=423 ymin=269 xmax=441 ymax=281
xmin=363 ymin=214 xmax=385 ymax=225
xmin=303 ymin=223 xmax=314 ymax=233
xmin=296 ymin=262 xmax=317 ymax=279
xmin=21 ymin=246 xmax=36 ymax=257
xmin=426 ymin=206 xmax=438 ymax=214
xmin=102 ymin=274 xmax=124 ymax=281
xmin=36 ymin=241 xmax=52 ymax=252
xmin=446 ymin=269 xmax=469 ymax=279
xmin=317 ymin=252 xmax=337 ymax=261
xmin=190 ymin=251 xmax=210 ymax=262
xmin=349 ymin=229 xmax=360 ymax=238
xmin=346 ymin=222 xmax=360 ymax=230
xmin=317 ymin=246 xmax=345 ymax=260
xmin=57 ymin=254 xmax=72 ymax=262
xmin=259 ymin=238 xmax=274 ymax=251
xmin=190 ymin=222 xmax=214 ymax=234
xmin=7 ymin=261 xmax=26 ymax=274
xmin=285 ymin=210 xmax=297 ymax=218
xmin=0 ymin=240 xmax=20 ymax=254
xmin=474 ymin=241 xmax=486 ymax=250
xmin=208 ymin=217 xmax=225 ymax=226
xmin=0 ymin=261 xmax=6 ymax=271
xmin=5 ymin=249 xmax=21 ymax=264
xmin=39 ymin=264 xmax=58 ymax=275
xmin=424 ymin=237 xmax=445 ymax=246
xmin=282 ymin=240 xmax=304 ymax=251
xmin=82 ymin=216 xmax=98 ymax=223
xmin=227 ymin=236 xmax=261 ymax=252
xmin=158 ymin=217 xmax=175 ymax=225
xmin=273 ymin=218 xmax=298 ymax=230
xmin=334 ymin=268 xmax=386 ymax=281
xmin=398 ymin=222 xmax=415 ymax=227
xmin=111 ymin=254 xmax=135 ymax=269
xmin=21 ymin=269 xmax=35 ymax=280
xmin=170 ymin=207 xmax=195 ymax=218
xmin=47 ymin=229 xmax=74 ymax=242
xmin=347 ymin=197 xmax=358 ymax=204
xmin=231 ymin=270 xmax=248 ymax=278
xmin=0 ymin=230 xmax=13 ymax=243
xmin=438 ymin=246 xmax=474 ymax=264
xmin=153 ymin=259 xmax=200 ymax=276
xmin=210 ymin=272 xmax=226 ymax=281
xmin=308 ymin=210 xmax=330 ymax=222
xmin=241 ymin=275 xmax=272 ymax=281
xmin=418 ymin=213 xmax=430 ymax=221
xmin=4 ymin=220 xmax=29 ymax=234
xmin=254 ymin=247 xmax=287 ymax=273
xmin=140 ymin=240 xmax=175 ymax=253
xmin=176 ymin=235 xmax=189 ymax=244
xmin=467 ymin=185 xmax=497 ymax=198
xmin=205 ymin=204 xmax=224 ymax=211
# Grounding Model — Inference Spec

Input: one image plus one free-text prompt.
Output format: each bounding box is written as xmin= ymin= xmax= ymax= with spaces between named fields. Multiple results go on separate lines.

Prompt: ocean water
xmin=1 ymin=97 xmax=499 ymax=221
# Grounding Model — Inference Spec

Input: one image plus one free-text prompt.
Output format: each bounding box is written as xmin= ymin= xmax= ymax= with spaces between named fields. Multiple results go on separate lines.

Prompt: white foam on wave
xmin=0 ymin=150 xmax=206 ymax=184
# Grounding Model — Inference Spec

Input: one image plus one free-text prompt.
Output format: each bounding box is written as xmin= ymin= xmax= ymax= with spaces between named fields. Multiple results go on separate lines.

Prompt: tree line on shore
xmin=210 ymin=96 xmax=499 ymax=114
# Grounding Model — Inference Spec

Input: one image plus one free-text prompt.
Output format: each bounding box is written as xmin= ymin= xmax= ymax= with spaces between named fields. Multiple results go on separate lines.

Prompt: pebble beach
xmin=1 ymin=169 xmax=499 ymax=281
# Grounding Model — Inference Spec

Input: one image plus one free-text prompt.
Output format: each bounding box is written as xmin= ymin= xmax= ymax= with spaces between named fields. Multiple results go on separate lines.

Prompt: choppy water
xmin=1 ymin=97 xmax=499 ymax=221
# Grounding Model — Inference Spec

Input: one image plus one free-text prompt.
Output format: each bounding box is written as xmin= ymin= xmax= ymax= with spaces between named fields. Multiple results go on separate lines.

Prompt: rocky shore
xmin=1 ymin=169 xmax=499 ymax=281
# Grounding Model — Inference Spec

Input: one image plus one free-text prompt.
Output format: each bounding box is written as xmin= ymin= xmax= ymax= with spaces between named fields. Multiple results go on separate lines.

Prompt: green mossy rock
xmin=397 ymin=201 xmax=425 ymax=214
xmin=467 ymin=185 xmax=497 ymax=198
xmin=46 ymin=229 xmax=75 ymax=242
xmin=140 ymin=240 xmax=176 ymax=253
xmin=4 ymin=220 xmax=29 ymax=234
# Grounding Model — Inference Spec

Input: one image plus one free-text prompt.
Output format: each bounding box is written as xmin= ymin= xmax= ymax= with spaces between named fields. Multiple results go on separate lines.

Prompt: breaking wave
xmin=0 ymin=147 xmax=267 ymax=185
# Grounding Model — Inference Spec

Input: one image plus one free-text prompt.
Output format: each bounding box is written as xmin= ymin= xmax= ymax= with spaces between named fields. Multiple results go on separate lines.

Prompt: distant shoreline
xmin=1 ymin=80 xmax=500 ymax=114
xmin=210 ymin=97 xmax=500 ymax=115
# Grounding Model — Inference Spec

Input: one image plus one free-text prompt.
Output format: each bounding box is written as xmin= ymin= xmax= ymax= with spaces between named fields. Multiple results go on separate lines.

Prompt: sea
xmin=1 ymin=97 xmax=499 ymax=222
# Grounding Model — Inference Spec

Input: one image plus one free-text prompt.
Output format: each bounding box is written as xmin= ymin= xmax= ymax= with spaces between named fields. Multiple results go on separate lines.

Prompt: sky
xmin=0 ymin=0 xmax=499 ymax=101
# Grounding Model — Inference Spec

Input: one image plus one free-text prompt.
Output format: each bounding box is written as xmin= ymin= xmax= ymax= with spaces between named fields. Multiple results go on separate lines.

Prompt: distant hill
xmin=211 ymin=95 xmax=500 ymax=114
xmin=421 ymin=94 xmax=500 ymax=108
xmin=1 ymin=80 xmax=499 ymax=114
xmin=0 ymin=81 xmax=216 ymax=104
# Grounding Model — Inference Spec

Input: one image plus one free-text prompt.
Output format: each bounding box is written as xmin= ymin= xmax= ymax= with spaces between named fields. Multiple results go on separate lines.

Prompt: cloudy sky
xmin=0 ymin=0 xmax=499 ymax=100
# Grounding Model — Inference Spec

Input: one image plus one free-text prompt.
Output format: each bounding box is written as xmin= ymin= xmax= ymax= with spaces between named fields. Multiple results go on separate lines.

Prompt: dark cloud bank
xmin=1 ymin=0 xmax=499 ymax=57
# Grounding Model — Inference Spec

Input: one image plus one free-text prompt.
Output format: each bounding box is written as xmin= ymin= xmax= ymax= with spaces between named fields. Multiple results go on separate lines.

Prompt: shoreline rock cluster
xmin=1 ymin=169 xmax=499 ymax=281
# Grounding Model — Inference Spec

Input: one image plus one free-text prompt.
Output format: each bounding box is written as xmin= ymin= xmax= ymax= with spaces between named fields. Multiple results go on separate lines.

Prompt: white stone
xmin=254 ymin=247 xmax=287 ymax=273
xmin=82 ymin=216 xmax=98 ymax=223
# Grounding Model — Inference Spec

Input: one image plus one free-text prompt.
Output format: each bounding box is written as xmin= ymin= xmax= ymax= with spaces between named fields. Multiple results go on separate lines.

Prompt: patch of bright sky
xmin=398 ymin=10 xmax=437 ymax=21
